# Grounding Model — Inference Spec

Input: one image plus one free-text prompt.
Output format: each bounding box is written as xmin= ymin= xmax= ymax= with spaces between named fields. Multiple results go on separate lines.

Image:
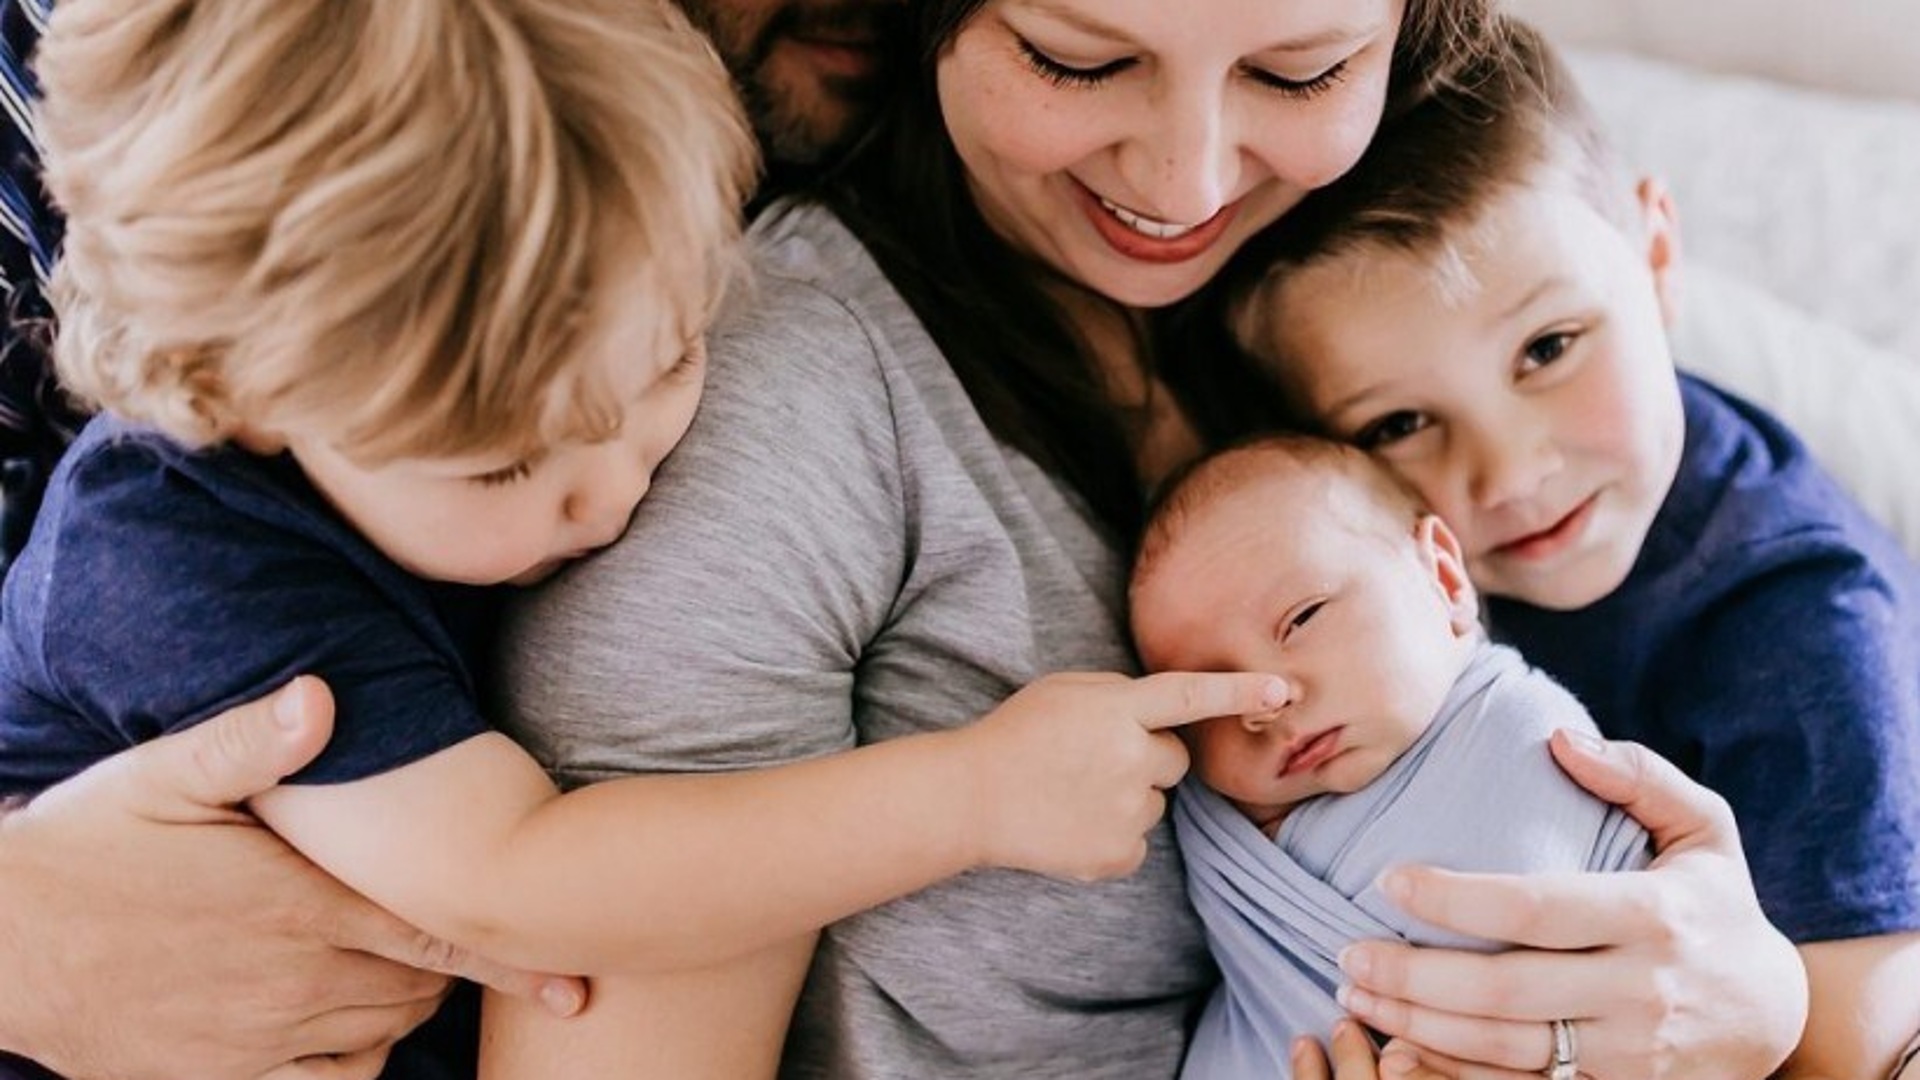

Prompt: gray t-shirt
xmin=496 ymin=203 xmax=1212 ymax=1078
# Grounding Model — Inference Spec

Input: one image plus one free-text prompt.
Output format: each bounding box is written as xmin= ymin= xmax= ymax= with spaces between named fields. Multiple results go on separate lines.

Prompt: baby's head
xmin=38 ymin=0 xmax=756 ymax=585
xmin=1227 ymin=19 xmax=1685 ymax=611
xmin=1130 ymin=434 xmax=1479 ymax=832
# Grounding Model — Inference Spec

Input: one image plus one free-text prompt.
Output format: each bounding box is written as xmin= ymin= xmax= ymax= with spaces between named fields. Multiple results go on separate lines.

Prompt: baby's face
xmin=1263 ymin=179 xmax=1686 ymax=610
xmin=287 ymin=298 xmax=709 ymax=587
xmin=1131 ymin=464 xmax=1475 ymax=830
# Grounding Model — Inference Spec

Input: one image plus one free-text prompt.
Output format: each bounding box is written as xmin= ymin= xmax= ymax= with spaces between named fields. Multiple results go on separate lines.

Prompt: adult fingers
xmin=1547 ymin=730 xmax=1739 ymax=854
xmin=323 ymin=903 xmax=584 ymax=1017
xmin=1341 ymin=934 xmax=1642 ymax=1021
xmin=1292 ymin=1035 xmax=1336 ymax=1080
xmin=1361 ymin=864 xmax=1661 ymax=952
xmin=1376 ymin=1039 xmax=1475 ymax=1080
xmin=1129 ymin=671 xmax=1289 ymax=731
xmin=114 ymin=677 xmax=336 ymax=821
xmin=259 ymin=1045 xmax=391 ymax=1080
xmin=1339 ymin=981 xmax=1580 ymax=1075
xmin=1325 ymin=1020 xmax=1385 ymax=1078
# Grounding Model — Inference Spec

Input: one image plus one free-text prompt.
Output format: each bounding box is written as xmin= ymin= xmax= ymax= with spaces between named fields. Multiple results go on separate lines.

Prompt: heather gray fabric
xmin=1174 ymin=642 xmax=1653 ymax=1080
xmin=495 ymin=203 xmax=1213 ymax=1079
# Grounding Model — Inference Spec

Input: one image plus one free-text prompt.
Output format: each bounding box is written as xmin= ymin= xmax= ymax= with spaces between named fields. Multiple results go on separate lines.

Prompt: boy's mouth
xmin=1491 ymin=494 xmax=1598 ymax=562
xmin=1279 ymin=728 xmax=1343 ymax=777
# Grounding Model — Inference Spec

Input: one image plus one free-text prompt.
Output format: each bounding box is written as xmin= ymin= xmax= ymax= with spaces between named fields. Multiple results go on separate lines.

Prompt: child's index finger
xmin=1131 ymin=670 xmax=1290 ymax=731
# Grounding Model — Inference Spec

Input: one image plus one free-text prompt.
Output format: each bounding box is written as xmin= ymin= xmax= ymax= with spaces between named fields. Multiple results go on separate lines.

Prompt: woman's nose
xmin=1113 ymin=82 xmax=1240 ymax=228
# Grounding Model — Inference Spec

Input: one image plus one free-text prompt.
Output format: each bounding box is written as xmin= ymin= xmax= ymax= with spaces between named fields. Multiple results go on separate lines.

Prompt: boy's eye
xmin=469 ymin=458 xmax=536 ymax=488
xmin=1016 ymin=37 xmax=1134 ymax=88
xmin=1280 ymin=599 xmax=1326 ymax=642
xmin=1351 ymin=410 xmax=1430 ymax=450
xmin=1522 ymin=331 xmax=1577 ymax=371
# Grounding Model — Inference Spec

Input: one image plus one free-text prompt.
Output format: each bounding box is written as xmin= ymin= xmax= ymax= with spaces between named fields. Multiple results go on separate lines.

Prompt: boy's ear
xmin=1636 ymin=176 xmax=1682 ymax=327
xmin=1415 ymin=513 xmax=1478 ymax=637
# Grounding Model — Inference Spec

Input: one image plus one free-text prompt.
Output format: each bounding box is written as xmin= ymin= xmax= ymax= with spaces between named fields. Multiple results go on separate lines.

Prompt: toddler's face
xmin=287 ymin=298 xmax=708 ymax=587
xmin=1263 ymin=179 xmax=1686 ymax=610
xmin=1130 ymin=463 xmax=1475 ymax=832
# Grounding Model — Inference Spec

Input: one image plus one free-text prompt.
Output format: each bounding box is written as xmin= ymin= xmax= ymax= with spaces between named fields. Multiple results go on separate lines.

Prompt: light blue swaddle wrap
xmin=1173 ymin=642 xmax=1652 ymax=1080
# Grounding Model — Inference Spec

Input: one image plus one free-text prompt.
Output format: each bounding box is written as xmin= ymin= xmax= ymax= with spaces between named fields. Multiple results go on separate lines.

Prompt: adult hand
xmin=1332 ymin=730 xmax=1806 ymax=1080
xmin=1291 ymin=1022 xmax=1453 ymax=1080
xmin=961 ymin=670 xmax=1288 ymax=881
xmin=0 ymin=676 xmax=584 ymax=1080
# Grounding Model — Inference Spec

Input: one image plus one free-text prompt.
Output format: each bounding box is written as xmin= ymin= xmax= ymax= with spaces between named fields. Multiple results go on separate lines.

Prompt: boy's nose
xmin=1239 ymin=679 xmax=1296 ymax=733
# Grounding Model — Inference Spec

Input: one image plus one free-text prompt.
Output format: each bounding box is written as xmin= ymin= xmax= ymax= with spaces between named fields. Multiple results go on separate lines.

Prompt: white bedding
xmin=1567 ymin=49 xmax=1920 ymax=558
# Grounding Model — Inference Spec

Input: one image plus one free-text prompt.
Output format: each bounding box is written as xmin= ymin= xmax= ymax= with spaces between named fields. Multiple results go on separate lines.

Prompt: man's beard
xmin=722 ymin=1 xmax=902 ymax=167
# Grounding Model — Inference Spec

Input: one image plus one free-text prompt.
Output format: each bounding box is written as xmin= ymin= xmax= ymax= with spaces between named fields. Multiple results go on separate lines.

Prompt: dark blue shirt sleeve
xmin=24 ymin=437 xmax=487 ymax=786
xmin=1658 ymin=539 xmax=1920 ymax=942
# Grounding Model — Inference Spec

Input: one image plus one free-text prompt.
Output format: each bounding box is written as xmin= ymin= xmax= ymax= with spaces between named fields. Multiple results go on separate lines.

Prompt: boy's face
xmin=1263 ymin=177 xmax=1686 ymax=610
xmin=1130 ymin=462 xmax=1477 ymax=832
xmin=282 ymin=295 xmax=708 ymax=587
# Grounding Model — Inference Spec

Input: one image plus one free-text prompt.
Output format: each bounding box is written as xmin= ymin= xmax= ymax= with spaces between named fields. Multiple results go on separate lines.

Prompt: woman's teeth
xmin=1098 ymin=195 xmax=1199 ymax=240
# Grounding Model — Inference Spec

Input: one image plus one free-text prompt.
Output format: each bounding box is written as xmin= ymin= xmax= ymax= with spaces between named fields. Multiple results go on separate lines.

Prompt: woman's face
xmin=937 ymin=0 xmax=1403 ymax=309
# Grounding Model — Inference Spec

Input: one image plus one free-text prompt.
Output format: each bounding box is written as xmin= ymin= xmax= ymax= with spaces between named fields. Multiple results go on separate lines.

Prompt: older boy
xmin=1204 ymin=20 xmax=1920 ymax=1080
xmin=1130 ymin=433 xmax=1649 ymax=1079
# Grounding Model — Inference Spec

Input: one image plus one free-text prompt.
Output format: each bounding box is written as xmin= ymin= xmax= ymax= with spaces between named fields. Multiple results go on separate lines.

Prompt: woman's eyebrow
xmin=1020 ymin=1 xmax=1382 ymax=54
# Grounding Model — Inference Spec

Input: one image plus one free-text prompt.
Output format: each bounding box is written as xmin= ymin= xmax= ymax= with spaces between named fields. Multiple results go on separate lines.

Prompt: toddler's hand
xmin=958 ymin=670 xmax=1287 ymax=881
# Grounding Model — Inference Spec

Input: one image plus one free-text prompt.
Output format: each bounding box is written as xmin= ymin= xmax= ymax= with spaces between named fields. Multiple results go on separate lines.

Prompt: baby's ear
xmin=1415 ymin=514 xmax=1478 ymax=637
xmin=1637 ymin=176 xmax=1683 ymax=327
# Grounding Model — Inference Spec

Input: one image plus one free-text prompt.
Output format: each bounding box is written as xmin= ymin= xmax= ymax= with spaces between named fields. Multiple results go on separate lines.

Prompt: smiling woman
xmin=935 ymin=0 xmax=1397 ymax=308
xmin=497 ymin=2 xmax=1803 ymax=1079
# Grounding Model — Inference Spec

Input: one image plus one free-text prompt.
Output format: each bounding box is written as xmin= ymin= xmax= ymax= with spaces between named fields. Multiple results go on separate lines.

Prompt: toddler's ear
xmin=1637 ymin=176 xmax=1682 ymax=327
xmin=1415 ymin=514 xmax=1477 ymax=637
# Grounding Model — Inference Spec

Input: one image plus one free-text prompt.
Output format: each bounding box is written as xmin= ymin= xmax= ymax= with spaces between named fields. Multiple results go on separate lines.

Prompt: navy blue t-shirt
xmin=1489 ymin=374 xmax=1920 ymax=943
xmin=0 ymin=415 xmax=492 ymax=790
xmin=0 ymin=414 xmax=496 ymax=1077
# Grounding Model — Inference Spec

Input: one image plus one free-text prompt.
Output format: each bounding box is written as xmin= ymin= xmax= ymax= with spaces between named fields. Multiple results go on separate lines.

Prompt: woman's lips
xmin=1075 ymin=181 xmax=1240 ymax=264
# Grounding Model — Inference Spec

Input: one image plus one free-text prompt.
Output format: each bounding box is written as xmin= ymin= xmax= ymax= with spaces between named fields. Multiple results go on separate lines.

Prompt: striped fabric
xmin=1 ymin=0 xmax=81 ymax=579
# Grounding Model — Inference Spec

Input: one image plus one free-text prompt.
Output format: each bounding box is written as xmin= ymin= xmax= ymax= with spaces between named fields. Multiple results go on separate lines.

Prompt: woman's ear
xmin=1415 ymin=513 xmax=1478 ymax=637
xmin=1637 ymin=176 xmax=1683 ymax=327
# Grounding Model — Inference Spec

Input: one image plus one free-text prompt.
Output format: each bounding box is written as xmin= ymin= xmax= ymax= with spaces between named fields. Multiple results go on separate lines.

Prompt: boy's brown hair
xmin=1210 ymin=18 xmax=1628 ymax=418
xmin=39 ymin=0 xmax=756 ymax=463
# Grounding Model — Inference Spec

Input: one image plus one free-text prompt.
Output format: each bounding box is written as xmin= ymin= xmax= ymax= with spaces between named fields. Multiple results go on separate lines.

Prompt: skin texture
xmin=0 ymin=678 xmax=584 ymax=1080
xmin=1130 ymin=452 xmax=1479 ymax=834
xmin=936 ymin=0 xmax=1403 ymax=309
xmin=264 ymin=272 xmax=708 ymax=588
xmin=1260 ymin=173 xmax=1687 ymax=612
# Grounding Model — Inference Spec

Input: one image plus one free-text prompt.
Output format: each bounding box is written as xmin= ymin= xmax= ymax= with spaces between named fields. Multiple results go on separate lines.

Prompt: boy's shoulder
xmin=1658 ymin=373 xmax=1913 ymax=588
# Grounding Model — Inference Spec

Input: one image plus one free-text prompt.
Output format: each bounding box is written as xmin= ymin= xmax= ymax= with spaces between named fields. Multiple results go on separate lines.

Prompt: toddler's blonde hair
xmin=38 ymin=0 xmax=755 ymax=462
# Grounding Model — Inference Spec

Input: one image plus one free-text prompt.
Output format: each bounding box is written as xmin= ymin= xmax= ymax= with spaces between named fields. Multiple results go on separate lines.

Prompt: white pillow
xmin=1568 ymin=49 xmax=1920 ymax=364
xmin=1559 ymin=48 xmax=1920 ymax=560
xmin=1675 ymin=264 xmax=1920 ymax=562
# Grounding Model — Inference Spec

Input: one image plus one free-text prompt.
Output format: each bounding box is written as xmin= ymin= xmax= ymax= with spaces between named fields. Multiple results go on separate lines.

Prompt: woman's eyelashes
xmin=1245 ymin=59 xmax=1350 ymax=101
xmin=1015 ymin=35 xmax=1351 ymax=100
xmin=1015 ymin=37 xmax=1132 ymax=87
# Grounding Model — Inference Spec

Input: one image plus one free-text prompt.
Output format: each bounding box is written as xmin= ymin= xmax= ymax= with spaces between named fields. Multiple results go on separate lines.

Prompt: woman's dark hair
xmin=819 ymin=0 xmax=1499 ymax=537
